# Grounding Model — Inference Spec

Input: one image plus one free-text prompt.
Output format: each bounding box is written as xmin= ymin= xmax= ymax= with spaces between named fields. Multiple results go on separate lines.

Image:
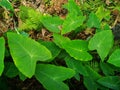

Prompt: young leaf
xmin=95 ymin=6 xmax=111 ymax=21
xmin=35 ymin=64 xmax=75 ymax=90
xmin=0 ymin=37 xmax=5 ymax=76
xmin=7 ymin=32 xmax=52 ymax=78
xmin=62 ymin=13 xmax=85 ymax=34
xmin=108 ymin=49 xmax=120 ymax=67
xmin=41 ymin=16 xmax=63 ymax=33
xmin=62 ymin=40 xmax=92 ymax=61
xmin=87 ymin=12 xmax=101 ymax=28
xmin=40 ymin=41 xmax=61 ymax=62
xmin=65 ymin=56 xmax=88 ymax=80
xmin=88 ymin=30 xmax=113 ymax=61
xmin=0 ymin=0 xmax=14 ymax=12
xmin=97 ymin=76 xmax=120 ymax=90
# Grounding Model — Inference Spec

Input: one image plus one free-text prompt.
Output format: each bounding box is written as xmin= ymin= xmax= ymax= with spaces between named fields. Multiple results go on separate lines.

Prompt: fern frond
xmin=19 ymin=6 xmax=43 ymax=31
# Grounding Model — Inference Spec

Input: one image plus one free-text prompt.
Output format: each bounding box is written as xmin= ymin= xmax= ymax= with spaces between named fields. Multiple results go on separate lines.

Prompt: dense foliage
xmin=0 ymin=0 xmax=120 ymax=90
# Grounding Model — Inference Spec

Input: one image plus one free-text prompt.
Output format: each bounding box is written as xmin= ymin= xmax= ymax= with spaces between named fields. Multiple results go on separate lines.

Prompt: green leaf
xmin=95 ymin=6 xmax=111 ymax=21
xmin=19 ymin=72 xmax=27 ymax=81
xmin=0 ymin=0 xmax=14 ymax=12
xmin=62 ymin=13 xmax=85 ymax=34
xmin=53 ymin=33 xmax=70 ymax=48
xmin=84 ymin=76 xmax=98 ymax=90
xmin=100 ymin=62 xmax=114 ymax=76
xmin=7 ymin=32 xmax=52 ymax=78
xmin=108 ymin=49 xmax=120 ymax=67
xmin=63 ymin=0 xmax=82 ymax=16
xmin=88 ymin=30 xmax=113 ymax=61
xmin=4 ymin=62 xmax=19 ymax=78
xmin=97 ymin=76 xmax=120 ymax=90
xmin=87 ymin=12 xmax=101 ymax=28
xmin=62 ymin=40 xmax=92 ymax=61
xmin=85 ymin=65 xmax=101 ymax=80
xmin=40 ymin=41 xmax=61 ymax=62
xmin=41 ymin=16 xmax=63 ymax=33
xmin=35 ymin=64 xmax=75 ymax=90
xmin=65 ymin=56 xmax=88 ymax=80
xmin=0 ymin=37 xmax=5 ymax=76
xmin=83 ymin=65 xmax=102 ymax=90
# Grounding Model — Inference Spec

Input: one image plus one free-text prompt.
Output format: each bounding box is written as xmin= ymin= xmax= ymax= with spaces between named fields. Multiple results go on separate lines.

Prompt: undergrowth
xmin=0 ymin=0 xmax=120 ymax=90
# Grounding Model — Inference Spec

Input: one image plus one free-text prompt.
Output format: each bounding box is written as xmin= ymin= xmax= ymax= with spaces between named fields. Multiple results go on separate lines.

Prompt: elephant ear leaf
xmin=7 ymin=32 xmax=52 ymax=78
xmin=62 ymin=12 xmax=85 ymax=35
xmin=88 ymin=30 xmax=113 ymax=61
xmin=87 ymin=12 xmax=100 ymax=28
xmin=97 ymin=76 xmax=120 ymax=90
xmin=41 ymin=16 xmax=63 ymax=33
xmin=35 ymin=64 xmax=75 ymax=90
xmin=107 ymin=49 xmax=120 ymax=67
xmin=0 ymin=37 xmax=5 ymax=76
xmin=62 ymin=40 xmax=92 ymax=61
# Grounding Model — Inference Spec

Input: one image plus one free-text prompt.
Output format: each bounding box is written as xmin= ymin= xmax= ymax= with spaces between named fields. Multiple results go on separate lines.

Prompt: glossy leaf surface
xmin=62 ymin=13 xmax=85 ymax=34
xmin=41 ymin=16 xmax=63 ymax=33
xmin=62 ymin=40 xmax=92 ymax=61
xmin=88 ymin=30 xmax=113 ymax=61
xmin=7 ymin=32 xmax=52 ymax=78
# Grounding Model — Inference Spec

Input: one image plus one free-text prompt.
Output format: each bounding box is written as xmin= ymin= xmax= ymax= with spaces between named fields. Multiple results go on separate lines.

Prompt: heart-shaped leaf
xmin=62 ymin=13 xmax=85 ymax=34
xmin=0 ymin=37 xmax=5 ymax=76
xmin=87 ymin=12 xmax=101 ymax=28
xmin=88 ymin=30 xmax=113 ymax=61
xmin=95 ymin=6 xmax=111 ymax=21
xmin=35 ymin=64 xmax=75 ymax=90
xmin=97 ymin=76 xmax=120 ymax=90
xmin=62 ymin=40 xmax=92 ymax=61
xmin=108 ymin=49 xmax=120 ymax=67
xmin=100 ymin=62 xmax=114 ymax=76
xmin=83 ymin=65 xmax=102 ymax=90
xmin=4 ymin=62 xmax=19 ymax=78
xmin=7 ymin=32 xmax=52 ymax=78
xmin=53 ymin=33 xmax=70 ymax=48
xmin=84 ymin=76 xmax=98 ymax=90
xmin=65 ymin=56 xmax=88 ymax=80
xmin=63 ymin=0 xmax=83 ymax=16
xmin=41 ymin=16 xmax=63 ymax=33
xmin=40 ymin=41 xmax=61 ymax=62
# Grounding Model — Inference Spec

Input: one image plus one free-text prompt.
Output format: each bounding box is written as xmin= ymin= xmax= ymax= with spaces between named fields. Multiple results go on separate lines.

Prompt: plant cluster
xmin=0 ymin=0 xmax=120 ymax=90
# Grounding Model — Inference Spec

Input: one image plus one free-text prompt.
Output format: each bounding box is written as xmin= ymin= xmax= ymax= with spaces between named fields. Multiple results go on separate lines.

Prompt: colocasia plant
xmin=0 ymin=0 xmax=120 ymax=90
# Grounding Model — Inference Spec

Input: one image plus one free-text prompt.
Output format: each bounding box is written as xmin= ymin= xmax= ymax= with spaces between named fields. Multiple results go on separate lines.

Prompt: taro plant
xmin=0 ymin=0 xmax=120 ymax=90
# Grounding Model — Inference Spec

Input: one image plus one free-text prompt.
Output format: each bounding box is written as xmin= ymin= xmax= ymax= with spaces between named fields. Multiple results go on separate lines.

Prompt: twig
xmin=111 ymin=14 xmax=119 ymax=28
